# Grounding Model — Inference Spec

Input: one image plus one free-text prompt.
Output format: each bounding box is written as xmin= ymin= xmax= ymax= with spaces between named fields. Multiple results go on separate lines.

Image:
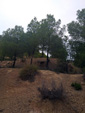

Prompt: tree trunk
xmin=1 ymin=56 xmax=5 ymax=61
xmin=41 ymin=50 xmax=44 ymax=57
xmin=66 ymin=62 xmax=68 ymax=73
xmin=12 ymin=53 xmax=16 ymax=68
xmin=41 ymin=45 xmax=44 ymax=57
xmin=46 ymin=51 xmax=49 ymax=69
xmin=30 ymin=56 xmax=33 ymax=65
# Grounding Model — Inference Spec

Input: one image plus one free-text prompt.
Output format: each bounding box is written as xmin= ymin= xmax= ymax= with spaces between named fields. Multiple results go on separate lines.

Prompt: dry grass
xmin=0 ymin=68 xmax=85 ymax=113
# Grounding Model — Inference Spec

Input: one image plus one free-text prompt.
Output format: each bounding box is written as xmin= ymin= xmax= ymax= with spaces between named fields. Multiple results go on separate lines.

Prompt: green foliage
xmin=27 ymin=17 xmax=40 ymax=54
xmin=82 ymin=67 xmax=85 ymax=73
xmin=68 ymin=8 xmax=85 ymax=69
xmin=20 ymin=65 xmax=38 ymax=82
xmin=74 ymin=43 xmax=85 ymax=68
xmin=0 ymin=14 xmax=67 ymax=67
xmin=34 ymin=52 xmax=46 ymax=58
xmin=0 ymin=26 xmax=24 ymax=67
xmin=50 ymin=36 xmax=67 ymax=61
xmin=71 ymin=82 xmax=82 ymax=90
xmin=26 ymin=17 xmax=40 ymax=63
xmin=38 ymin=15 xmax=67 ymax=68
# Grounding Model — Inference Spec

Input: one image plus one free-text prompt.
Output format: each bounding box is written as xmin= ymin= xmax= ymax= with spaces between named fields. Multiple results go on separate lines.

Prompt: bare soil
xmin=0 ymin=58 xmax=58 ymax=70
xmin=0 ymin=67 xmax=85 ymax=113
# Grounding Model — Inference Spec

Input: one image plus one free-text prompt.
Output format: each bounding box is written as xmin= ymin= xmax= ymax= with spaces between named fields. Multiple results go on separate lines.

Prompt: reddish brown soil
xmin=0 ymin=58 xmax=58 ymax=70
xmin=0 ymin=68 xmax=85 ymax=113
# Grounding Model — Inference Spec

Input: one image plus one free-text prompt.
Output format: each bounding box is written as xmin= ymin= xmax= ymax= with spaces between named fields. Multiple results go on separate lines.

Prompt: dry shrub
xmin=21 ymin=58 xmax=26 ymax=62
xmin=56 ymin=62 xmax=68 ymax=73
xmin=83 ymin=73 xmax=85 ymax=81
xmin=38 ymin=80 xmax=65 ymax=101
xmin=68 ymin=63 xmax=82 ymax=74
xmin=56 ymin=60 xmax=82 ymax=74
xmin=19 ymin=65 xmax=38 ymax=82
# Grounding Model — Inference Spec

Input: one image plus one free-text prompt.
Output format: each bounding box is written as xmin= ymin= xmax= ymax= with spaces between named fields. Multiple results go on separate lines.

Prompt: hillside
xmin=0 ymin=68 xmax=85 ymax=113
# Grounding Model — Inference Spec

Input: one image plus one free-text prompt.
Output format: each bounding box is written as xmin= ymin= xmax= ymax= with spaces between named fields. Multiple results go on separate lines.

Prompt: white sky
xmin=0 ymin=0 xmax=85 ymax=34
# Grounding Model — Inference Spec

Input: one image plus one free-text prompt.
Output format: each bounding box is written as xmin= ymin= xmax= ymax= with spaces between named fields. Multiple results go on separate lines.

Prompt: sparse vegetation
xmin=56 ymin=60 xmax=68 ymax=73
xmin=83 ymin=73 xmax=85 ymax=81
xmin=71 ymin=82 xmax=82 ymax=90
xmin=21 ymin=58 xmax=26 ymax=62
xmin=0 ymin=68 xmax=85 ymax=113
xmin=19 ymin=65 xmax=38 ymax=82
xmin=38 ymin=81 xmax=65 ymax=100
xmin=0 ymin=7 xmax=85 ymax=113
xmin=56 ymin=60 xmax=82 ymax=74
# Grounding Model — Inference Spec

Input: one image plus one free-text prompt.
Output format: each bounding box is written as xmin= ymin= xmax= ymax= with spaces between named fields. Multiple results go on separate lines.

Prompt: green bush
xmin=71 ymin=82 xmax=82 ymax=90
xmin=20 ymin=65 xmax=38 ymax=82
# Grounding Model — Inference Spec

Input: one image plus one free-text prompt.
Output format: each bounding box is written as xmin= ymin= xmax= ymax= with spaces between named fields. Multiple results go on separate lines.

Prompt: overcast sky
xmin=0 ymin=0 xmax=85 ymax=34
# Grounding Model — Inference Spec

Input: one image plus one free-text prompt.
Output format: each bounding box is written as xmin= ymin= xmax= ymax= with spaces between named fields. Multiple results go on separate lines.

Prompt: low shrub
xmin=56 ymin=60 xmax=81 ymax=74
xmin=19 ymin=65 xmax=38 ymax=82
xmin=21 ymin=58 xmax=26 ymax=62
xmin=82 ymin=73 xmax=85 ymax=81
xmin=68 ymin=63 xmax=82 ymax=74
xmin=38 ymin=81 xmax=65 ymax=101
xmin=71 ymin=82 xmax=82 ymax=90
xmin=56 ymin=61 xmax=68 ymax=73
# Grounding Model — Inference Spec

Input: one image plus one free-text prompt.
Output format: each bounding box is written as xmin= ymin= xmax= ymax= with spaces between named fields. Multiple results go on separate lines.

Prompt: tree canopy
xmin=68 ymin=8 xmax=85 ymax=69
xmin=0 ymin=14 xmax=68 ymax=68
xmin=0 ymin=26 xmax=24 ymax=67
